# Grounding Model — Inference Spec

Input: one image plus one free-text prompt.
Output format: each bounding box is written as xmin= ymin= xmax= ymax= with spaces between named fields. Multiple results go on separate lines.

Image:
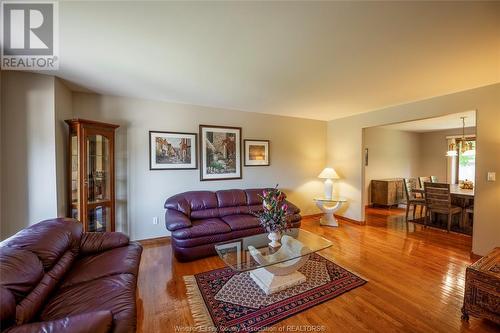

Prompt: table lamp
xmin=318 ymin=167 xmax=339 ymax=200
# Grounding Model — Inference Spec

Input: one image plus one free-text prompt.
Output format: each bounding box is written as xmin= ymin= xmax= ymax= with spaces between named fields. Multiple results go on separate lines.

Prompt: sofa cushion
xmin=244 ymin=189 xmax=267 ymax=205
xmin=222 ymin=214 xmax=261 ymax=231
xmin=172 ymin=227 xmax=264 ymax=248
xmin=190 ymin=208 xmax=220 ymax=220
xmin=218 ymin=206 xmax=250 ymax=217
xmin=41 ymin=274 xmax=137 ymax=333
xmin=79 ymin=232 xmax=129 ymax=256
xmin=216 ymin=189 xmax=247 ymax=207
xmin=1 ymin=286 xmax=16 ymax=328
xmin=0 ymin=247 xmax=44 ymax=302
xmin=248 ymin=204 xmax=264 ymax=214
xmin=60 ymin=243 xmax=142 ymax=289
xmin=16 ymin=250 xmax=78 ymax=325
xmin=0 ymin=218 xmax=82 ymax=271
xmin=7 ymin=311 xmax=113 ymax=333
xmin=185 ymin=191 xmax=218 ymax=211
xmin=171 ymin=218 xmax=231 ymax=239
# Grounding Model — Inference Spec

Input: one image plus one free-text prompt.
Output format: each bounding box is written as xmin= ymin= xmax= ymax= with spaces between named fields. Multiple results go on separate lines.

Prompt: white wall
xmin=418 ymin=127 xmax=476 ymax=183
xmin=0 ymin=70 xmax=2 ymax=233
xmin=362 ymin=127 xmax=420 ymax=205
xmin=54 ymin=79 xmax=73 ymax=217
xmin=72 ymin=93 xmax=326 ymax=240
xmin=362 ymin=126 xmax=477 ymax=204
xmin=327 ymin=83 xmax=500 ymax=255
xmin=1 ymin=72 xmax=58 ymax=239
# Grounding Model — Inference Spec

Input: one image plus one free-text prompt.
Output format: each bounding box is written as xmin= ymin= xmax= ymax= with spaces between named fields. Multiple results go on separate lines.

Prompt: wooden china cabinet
xmin=66 ymin=119 xmax=119 ymax=232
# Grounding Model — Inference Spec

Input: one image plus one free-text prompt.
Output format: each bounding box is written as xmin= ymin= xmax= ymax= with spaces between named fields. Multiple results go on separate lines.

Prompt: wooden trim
xmin=65 ymin=118 xmax=120 ymax=129
xmin=138 ymin=236 xmax=171 ymax=246
xmin=470 ymin=251 xmax=482 ymax=262
xmin=302 ymin=213 xmax=323 ymax=219
xmin=303 ymin=213 xmax=366 ymax=225
xmin=335 ymin=214 xmax=366 ymax=225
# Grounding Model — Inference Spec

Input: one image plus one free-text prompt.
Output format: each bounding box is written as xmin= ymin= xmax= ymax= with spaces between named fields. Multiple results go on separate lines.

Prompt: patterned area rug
xmin=184 ymin=253 xmax=367 ymax=332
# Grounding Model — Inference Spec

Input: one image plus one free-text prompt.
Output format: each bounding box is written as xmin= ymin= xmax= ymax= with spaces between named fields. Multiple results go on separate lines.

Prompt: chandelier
xmin=446 ymin=117 xmax=475 ymax=157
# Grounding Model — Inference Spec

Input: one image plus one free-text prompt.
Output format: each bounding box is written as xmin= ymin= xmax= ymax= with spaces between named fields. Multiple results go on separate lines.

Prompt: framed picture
xmin=149 ymin=131 xmax=197 ymax=170
xmin=244 ymin=139 xmax=270 ymax=166
xmin=199 ymin=125 xmax=242 ymax=181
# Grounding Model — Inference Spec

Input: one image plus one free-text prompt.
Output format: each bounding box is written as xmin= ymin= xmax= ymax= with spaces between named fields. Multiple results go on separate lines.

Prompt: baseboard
xmin=303 ymin=213 xmax=365 ymax=225
xmin=137 ymin=236 xmax=171 ymax=245
xmin=470 ymin=251 xmax=482 ymax=262
xmin=302 ymin=213 xmax=323 ymax=219
xmin=367 ymin=203 xmax=405 ymax=209
xmin=335 ymin=214 xmax=366 ymax=225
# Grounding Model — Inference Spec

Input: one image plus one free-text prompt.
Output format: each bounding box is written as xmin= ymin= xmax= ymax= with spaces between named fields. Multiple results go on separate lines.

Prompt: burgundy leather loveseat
xmin=164 ymin=188 xmax=301 ymax=261
xmin=0 ymin=218 xmax=142 ymax=333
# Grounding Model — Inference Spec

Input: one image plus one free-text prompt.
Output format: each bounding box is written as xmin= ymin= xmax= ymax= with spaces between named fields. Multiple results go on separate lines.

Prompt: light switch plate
xmin=487 ymin=172 xmax=496 ymax=182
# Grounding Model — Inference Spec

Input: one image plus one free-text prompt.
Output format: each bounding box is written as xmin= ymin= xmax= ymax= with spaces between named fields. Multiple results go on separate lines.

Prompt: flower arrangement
xmin=255 ymin=185 xmax=290 ymax=233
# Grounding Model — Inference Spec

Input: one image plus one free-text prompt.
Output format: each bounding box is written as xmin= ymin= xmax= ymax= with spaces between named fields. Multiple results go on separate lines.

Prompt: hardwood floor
xmin=136 ymin=207 xmax=499 ymax=332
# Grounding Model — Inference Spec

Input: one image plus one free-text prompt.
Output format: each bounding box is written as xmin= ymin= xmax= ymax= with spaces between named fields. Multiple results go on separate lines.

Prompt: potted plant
xmin=255 ymin=186 xmax=291 ymax=247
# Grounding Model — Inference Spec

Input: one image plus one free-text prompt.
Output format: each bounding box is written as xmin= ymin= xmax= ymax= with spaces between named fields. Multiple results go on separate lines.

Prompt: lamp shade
xmin=318 ymin=167 xmax=339 ymax=179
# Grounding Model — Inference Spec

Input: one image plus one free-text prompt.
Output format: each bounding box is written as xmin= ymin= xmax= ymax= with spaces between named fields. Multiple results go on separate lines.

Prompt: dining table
xmin=412 ymin=184 xmax=474 ymax=198
xmin=412 ymin=183 xmax=474 ymax=232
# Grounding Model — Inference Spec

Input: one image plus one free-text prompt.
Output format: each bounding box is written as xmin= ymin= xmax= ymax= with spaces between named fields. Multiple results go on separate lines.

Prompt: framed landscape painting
xmin=149 ymin=131 xmax=197 ymax=170
xmin=199 ymin=125 xmax=242 ymax=181
xmin=244 ymin=140 xmax=270 ymax=166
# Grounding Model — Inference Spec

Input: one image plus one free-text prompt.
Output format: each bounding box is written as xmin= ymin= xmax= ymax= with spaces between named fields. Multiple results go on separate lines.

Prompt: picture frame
xmin=199 ymin=125 xmax=242 ymax=181
xmin=149 ymin=131 xmax=197 ymax=170
xmin=244 ymin=139 xmax=270 ymax=166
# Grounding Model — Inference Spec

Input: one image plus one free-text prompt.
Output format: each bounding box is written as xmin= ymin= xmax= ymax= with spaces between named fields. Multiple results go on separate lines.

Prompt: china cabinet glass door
xmin=84 ymin=130 xmax=113 ymax=232
xmin=66 ymin=119 xmax=118 ymax=232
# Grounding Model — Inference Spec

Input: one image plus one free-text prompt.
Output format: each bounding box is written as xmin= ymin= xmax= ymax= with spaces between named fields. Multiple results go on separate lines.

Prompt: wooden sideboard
xmin=462 ymin=247 xmax=500 ymax=324
xmin=370 ymin=179 xmax=404 ymax=207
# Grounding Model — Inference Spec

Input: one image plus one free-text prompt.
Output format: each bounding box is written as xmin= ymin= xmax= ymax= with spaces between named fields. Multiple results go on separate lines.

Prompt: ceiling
xmin=380 ymin=110 xmax=476 ymax=133
xmin=55 ymin=1 xmax=500 ymax=121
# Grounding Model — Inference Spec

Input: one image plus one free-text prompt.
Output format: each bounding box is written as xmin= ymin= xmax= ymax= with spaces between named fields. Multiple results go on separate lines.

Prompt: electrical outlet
xmin=153 ymin=216 xmax=159 ymax=225
xmin=487 ymin=172 xmax=496 ymax=182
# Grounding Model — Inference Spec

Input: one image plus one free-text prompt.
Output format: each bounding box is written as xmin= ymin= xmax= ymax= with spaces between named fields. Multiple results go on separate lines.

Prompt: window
xmin=456 ymin=139 xmax=475 ymax=183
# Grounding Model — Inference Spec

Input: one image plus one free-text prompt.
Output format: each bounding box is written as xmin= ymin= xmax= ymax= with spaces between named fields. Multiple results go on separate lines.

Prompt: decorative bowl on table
xmin=460 ymin=180 xmax=474 ymax=190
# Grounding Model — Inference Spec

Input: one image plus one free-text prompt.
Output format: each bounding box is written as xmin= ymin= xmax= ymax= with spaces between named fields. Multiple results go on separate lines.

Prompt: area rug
xmin=184 ymin=253 xmax=367 ymax=332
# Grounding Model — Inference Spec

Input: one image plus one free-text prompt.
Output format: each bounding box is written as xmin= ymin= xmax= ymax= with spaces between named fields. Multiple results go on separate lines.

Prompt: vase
xmin=268 ymin=231 xmax=281 ymax=248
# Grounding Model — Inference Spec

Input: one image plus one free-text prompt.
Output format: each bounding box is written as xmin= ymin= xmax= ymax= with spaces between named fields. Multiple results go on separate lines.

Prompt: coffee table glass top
xmin=214 ymin=228 xmax=332 ymax=272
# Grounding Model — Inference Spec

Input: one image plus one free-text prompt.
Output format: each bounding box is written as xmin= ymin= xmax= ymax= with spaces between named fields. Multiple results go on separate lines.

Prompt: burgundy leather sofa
xmin=0 ymin=218 xmax=142 ymax=333
xmin=164 ymin=188 xmax=301 ymax=261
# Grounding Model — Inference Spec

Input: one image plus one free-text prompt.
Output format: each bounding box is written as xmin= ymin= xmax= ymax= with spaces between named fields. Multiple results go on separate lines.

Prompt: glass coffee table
xmin=215 ymin=229 xmax=332 ymax=294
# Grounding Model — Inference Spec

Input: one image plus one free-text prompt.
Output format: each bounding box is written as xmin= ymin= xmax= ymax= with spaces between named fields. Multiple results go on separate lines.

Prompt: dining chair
xmin=419 ymin=176 xmax=432 ymax=188
xmin=430 ymin=176 xmax=438 ymax=183
xmin=464 ymin=205 xmax=474 ymax=228
xmin=423 ymin=182 xmax=462 ymax=232
xmin=403 ymin=178 xmax=426 ymax=224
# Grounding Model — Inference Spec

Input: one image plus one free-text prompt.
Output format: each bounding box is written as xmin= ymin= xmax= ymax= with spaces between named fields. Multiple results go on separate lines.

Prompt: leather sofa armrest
xmin=285 ymin=200 xmax=301 ymax=215
xmin=1 ymin=287 xmax=15 ymax=329
xmin=165 ymin=209 xmax=192 ymax=231
xmin=4 ymin=311 xmax=112 ymax=333
xmin=79 ymin=232 xmax=129 ymax=255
